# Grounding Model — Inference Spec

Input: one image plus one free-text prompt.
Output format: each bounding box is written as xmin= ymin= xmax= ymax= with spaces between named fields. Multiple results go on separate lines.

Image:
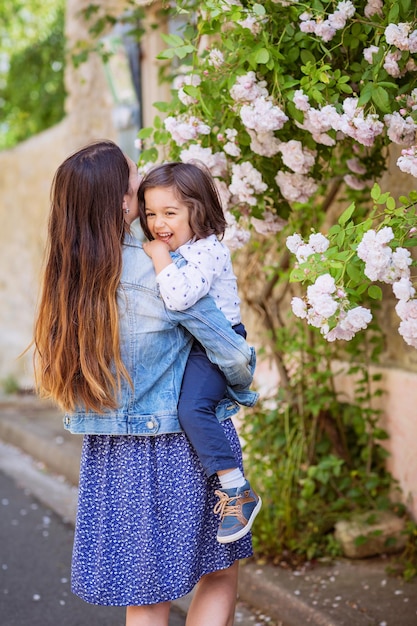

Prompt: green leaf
xmin=371 ymin=183 xmax=381 ymax=201
xmin=368 ymin=285 xmax=383 ymax=300
xmin=388 ymin=3 xmax=400 ymax=21
xmin=371 ymin=86 xmax=391 ymax=114
xmin=334 ymin=250 xmax=352 ymax=261
xmin=346 ymin=262 xmax=362 ymax=282
xmin=399 ymin=0 xmax=412 ymax=16
xmin=252 ymin=3 xmax=266 ymax=16
xmin=252 ymin=48 xmax=270 ymax=64
xmin=376 ymin=191 xmax=391 ymax=205
xmin=289 ymin=268 xmax=307 ymax=283
xmin=338 ymin=202 xmax=355 ymax=226
xmin=339 ymin=83 xmax=353 ymax=94
xmin=183 ymin=84 xmax=200 ymax=98
xmin=153 ymin=101 xmax=172 ymax=113
xmin=160 ymin=33 xmax=184 ymax=48
xmin=177 ymin=44 xmax=195 ymax=58
xmin=358 ymin=83 xmax=373 ymax=107
xmin=137 ymin=126 xmax=153 ymax=139
xmin=300 ymin=50 xmax=316 ymax=65
xmin=154 ymin=129 xmax=170 ymax=143
xmin=328 ymin=224 xmax=341 ymax=237
xmin=139 ymin=147 xmax=158 ymax=163
xmin=376 ymin=81 xmax=398 ymax=90
xmin=336 ymin=229 xmax=346 ymax=247
xmin=157 ymin=48 xmax=176 ymax=60
xmin=402 ymin=239 xmax=417 ymax=247
xmin=286 ymin=47 xmax=300 ymax=64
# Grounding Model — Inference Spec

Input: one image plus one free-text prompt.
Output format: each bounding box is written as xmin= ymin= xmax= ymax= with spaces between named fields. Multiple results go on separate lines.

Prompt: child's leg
xmin=178 ymin=334 xmax=261 ymax=544
xmin=178 ymin=341 xmax=239 ymax=478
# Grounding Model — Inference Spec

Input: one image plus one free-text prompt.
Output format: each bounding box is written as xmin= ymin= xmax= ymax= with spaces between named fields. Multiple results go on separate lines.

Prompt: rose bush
xmin=136 ymin=0 xmax=417 ymax=342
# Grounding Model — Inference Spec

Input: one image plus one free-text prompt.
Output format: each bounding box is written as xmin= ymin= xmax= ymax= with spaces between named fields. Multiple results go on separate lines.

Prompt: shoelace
xmin=213 ymin=490 xmax=241 ymax=519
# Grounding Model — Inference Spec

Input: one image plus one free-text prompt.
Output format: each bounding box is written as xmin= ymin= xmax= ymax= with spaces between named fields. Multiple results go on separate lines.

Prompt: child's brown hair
xmin=138 ymin=161 xmax=227 ymax=241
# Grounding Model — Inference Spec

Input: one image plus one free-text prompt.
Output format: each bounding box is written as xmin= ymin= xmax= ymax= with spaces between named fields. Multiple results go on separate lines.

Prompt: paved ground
xmin=1 ymin=470 xmax=125 ymax=626
xmin=1 ymin=395 xmax=417 ymax=626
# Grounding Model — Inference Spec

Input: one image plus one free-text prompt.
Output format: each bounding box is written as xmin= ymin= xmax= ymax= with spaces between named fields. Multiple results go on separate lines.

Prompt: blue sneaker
xmin=214 ymin=480 xmax=262 ymax=544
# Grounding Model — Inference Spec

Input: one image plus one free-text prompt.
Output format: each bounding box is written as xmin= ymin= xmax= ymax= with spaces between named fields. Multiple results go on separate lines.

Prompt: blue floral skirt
xmin=71 ymin=419 xmax=253 ymax=606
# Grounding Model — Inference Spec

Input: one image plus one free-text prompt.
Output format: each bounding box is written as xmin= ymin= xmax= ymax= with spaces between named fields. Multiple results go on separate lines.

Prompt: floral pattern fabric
xmin=71 ymin=419 xmax=253 ymax=606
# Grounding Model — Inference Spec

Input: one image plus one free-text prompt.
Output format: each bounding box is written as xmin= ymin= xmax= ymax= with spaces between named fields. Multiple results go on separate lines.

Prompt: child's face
xmin=144 ymin=186 xmax=194 ymax=251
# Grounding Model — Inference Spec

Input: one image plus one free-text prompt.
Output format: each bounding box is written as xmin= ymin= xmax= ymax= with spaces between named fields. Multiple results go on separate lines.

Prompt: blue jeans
xmin=178 ymin=323 xmax=247 ymax=477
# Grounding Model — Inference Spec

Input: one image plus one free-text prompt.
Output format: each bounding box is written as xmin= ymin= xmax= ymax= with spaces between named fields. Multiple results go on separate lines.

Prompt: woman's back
xmin=64 ymin=233 xmax=254 ymax=435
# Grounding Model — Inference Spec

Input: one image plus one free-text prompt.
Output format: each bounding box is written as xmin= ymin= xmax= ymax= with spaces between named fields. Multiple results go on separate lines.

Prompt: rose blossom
xmin=393 ymin=277 xmax=416 ymax=301
xmin=251 ymin=212 xmax=286 ymax=235
xmin=248 ymin=130 xmax=281 ymax=157
xmin=397 ymin=147 xmax=417 ymax=177
xmin=364 ymin=0 xmax=382 ymax=18
xmin=223 ymin=211 xmax=251 ymax=250
xmin=293 ymin=90 xmax=310 ymax=112
xmin=279 ymin=140 xmax=316 ymax=174
xmin=164 ymin=115 xmax=210 ymax=146
xmin=275 ymin=171 xmax=319 ymax=203
xmin=230 ymin=72 xmax=268 ymax=103
xmin=384 ymin=51 xmax=402 ymax=78
xmin=384 ymin=111 xmax=417 ymax=145
xmin=240 ymin=97 xmax=288 ymax=133
xmin=208 ymin=48 xmax=224 ymax=68
xmin=286 ymin=233 xmax=303 ymax=254
xmin=180 ymin=144 xmax=228 ymax=178
xmin=229 ymin=162 xmax=267 ymax=206
xmin=291 ymin=297 xmax=308 ymax=319
xmin=385 ymin=23 xmax=412 ymax=51
xmin=363 ymin=45 xmax=379 ymax=64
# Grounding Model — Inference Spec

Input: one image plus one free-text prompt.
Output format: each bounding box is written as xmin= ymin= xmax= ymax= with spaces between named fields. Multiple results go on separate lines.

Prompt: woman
xmin=33 ymin=140 xmax=257 ymax=626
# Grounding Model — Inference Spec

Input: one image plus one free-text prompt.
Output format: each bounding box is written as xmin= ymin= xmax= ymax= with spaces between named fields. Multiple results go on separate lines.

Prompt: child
xmin=138 ymin=161 xmax=261 ymax=544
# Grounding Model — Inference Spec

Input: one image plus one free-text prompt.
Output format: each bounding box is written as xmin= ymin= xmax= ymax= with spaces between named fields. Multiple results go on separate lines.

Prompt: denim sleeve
xmin=166 ymin=294 xmax=255 ymax=389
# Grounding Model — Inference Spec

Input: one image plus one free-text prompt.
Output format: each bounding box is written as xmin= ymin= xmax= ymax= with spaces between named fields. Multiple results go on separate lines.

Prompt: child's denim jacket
xmin=64 ymin=234 xmax=258 ymax=436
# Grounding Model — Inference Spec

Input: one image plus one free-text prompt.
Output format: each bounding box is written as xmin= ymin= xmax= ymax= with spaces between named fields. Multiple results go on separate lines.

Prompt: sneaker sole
xmin=217 ymin=496 xmax=262 ymax=544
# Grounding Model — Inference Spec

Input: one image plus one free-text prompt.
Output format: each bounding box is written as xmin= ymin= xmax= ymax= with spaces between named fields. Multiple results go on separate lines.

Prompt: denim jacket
xmin=64 ymin=233 xmax=258 ymax=436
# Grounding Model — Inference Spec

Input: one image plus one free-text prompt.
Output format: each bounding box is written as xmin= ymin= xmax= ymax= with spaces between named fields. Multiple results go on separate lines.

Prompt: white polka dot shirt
xmin=156 ymin=234 xmax=241 ymax=325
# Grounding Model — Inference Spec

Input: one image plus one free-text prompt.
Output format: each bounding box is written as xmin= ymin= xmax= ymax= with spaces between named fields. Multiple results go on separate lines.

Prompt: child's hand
xmin=143 ymin=240 xmax=172 ymax=274
xmin=143 ymin=239 xmax=170 ymax=259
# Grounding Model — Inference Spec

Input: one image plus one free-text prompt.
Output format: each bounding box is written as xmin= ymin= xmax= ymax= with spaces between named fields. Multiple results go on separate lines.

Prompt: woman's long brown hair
xmin=33 ymin=140 xmax=130 ymax=413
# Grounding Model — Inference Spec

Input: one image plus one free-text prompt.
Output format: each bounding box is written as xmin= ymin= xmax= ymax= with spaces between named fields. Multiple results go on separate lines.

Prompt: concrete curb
xmin=238 ymin=565 xmax=335 ymax=626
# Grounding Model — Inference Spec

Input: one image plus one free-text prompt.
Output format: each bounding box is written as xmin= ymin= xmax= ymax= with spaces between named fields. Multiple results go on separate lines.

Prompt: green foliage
xmin=71 ymin=2 xmax=146 ymax=68
xmin=135 ymin=0 xmax=416 ymax=219
xmin=241 ymin=321 xmax=397 ymax=563
xmin=1 ymin=375 xmax=20 ymax=395
xmin=288 ymin=185 xmax=417 ymax=319
xmin=0 ymin=1 xmax=66 ymax=150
